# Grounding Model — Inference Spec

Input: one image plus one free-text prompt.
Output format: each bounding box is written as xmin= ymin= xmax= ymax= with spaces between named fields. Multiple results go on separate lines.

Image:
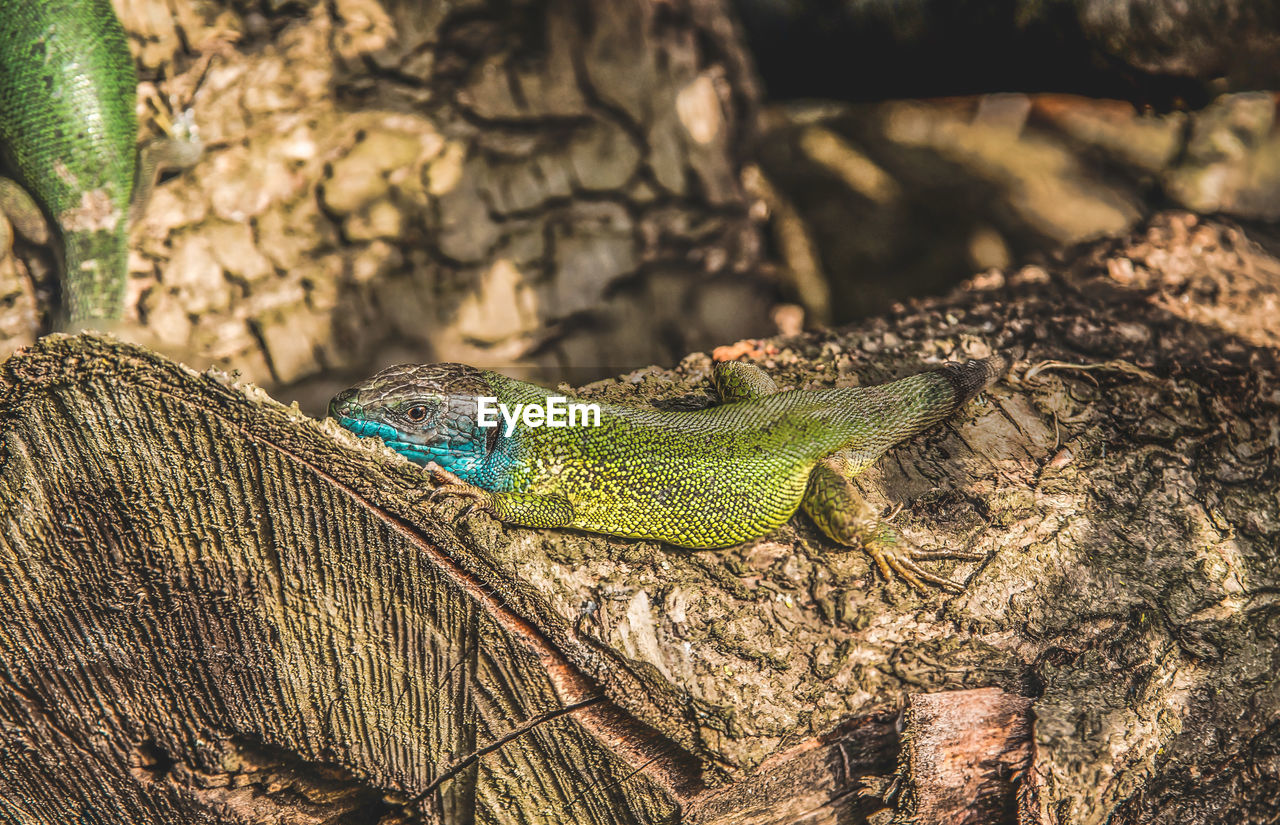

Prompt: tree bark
xmin=2 ymin=211 xmax=1278 ymax=823
xmin=0 ymin=0 xmax=776 ymax=395
xmin=755 ymin=92 xmax=1280 ymax=326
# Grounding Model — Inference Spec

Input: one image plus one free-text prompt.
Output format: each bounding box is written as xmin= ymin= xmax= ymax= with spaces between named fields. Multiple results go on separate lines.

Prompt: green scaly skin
xmin=330 ymin=355 xmax=1008 ymax=592
xmin=0 ymin=0 xmax=140 ymax=325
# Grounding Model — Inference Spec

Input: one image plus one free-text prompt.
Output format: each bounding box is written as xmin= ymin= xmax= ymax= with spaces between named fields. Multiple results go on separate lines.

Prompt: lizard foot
xmin=420 ymin=462 xmax=495 ymax=516
xmin=424 ymin=462 xmax=469 ymax=488
xmin=864 ymin=539 xmax=984 ymax=594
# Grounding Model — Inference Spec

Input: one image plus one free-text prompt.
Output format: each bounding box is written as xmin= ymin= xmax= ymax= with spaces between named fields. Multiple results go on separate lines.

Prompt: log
xmin=2 ymin=211 xmax=1278 ymax=822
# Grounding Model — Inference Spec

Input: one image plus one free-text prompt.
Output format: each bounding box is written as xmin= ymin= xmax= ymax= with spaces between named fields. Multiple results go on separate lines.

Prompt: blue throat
xmin=338 ymin=416 xmax=514 ymax=489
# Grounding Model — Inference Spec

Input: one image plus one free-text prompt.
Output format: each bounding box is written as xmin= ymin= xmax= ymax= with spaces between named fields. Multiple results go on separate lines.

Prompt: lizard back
xmin=486 ymin=369 xmax=965 ymax=547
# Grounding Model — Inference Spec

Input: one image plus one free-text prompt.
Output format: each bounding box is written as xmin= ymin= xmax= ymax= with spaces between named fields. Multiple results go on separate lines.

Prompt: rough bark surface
xmin=757 ymin=92 xmax=1280 ymax=324
xmin=0 ymin=0 xmax=775 ymax=397
xmin=2 ymin=211 xmax=1280 ymax=823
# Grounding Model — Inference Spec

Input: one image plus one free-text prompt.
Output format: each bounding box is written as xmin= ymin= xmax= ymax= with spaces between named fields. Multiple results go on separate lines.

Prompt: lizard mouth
xmin=328 ymin=389 xmax=407 ymax=444
xmin=334 ymin=415 xmax=440 ymax=466
xmin=338 ymin=417 xmax=396 ymax=440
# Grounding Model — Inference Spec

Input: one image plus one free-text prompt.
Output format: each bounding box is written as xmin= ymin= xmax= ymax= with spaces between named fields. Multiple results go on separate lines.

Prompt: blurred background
xmin=1 ymin=0 xmax=1278 ymax=412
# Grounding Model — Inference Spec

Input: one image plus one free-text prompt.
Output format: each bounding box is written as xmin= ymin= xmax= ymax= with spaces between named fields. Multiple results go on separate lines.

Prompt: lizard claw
xmin=861 ymin=525 xmax=989 ymax=594
xmin=865 ymin=543 xmax=966 ymax=594
xmin=903 ymin=547 xmax=986 ymax=562
xmin=421 ymin=462 xmax=495 ymax=515
xmin=424 ymin=461 xmax=468 ymax=488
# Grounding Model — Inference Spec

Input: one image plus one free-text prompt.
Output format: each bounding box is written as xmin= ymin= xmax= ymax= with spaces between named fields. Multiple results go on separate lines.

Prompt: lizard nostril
xmin=328 ymin=389 xmax=356 ymax=420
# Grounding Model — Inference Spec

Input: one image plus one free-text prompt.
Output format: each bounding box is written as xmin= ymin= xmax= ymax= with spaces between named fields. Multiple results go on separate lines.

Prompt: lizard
xmin=329 ymin=354 xmax=1008 ymax=592
xmin=0 ymin=0 xmax=202 ymax=327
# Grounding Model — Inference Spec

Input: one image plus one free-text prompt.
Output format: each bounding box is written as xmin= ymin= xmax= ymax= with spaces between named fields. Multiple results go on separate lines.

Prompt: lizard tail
xmin=936 ymin=354 xmax=1009 ymax=408
xmin=821 ymin=353 xmax=1010 ymax=472
xmin=61 ymin=230 xmax=130 ymax=324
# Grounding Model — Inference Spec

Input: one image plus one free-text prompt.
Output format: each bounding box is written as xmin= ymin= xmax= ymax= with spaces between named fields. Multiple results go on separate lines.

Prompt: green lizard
xmin=0 ymin=0 xmax=201 ymax=327
xmin=329 ymin=354 xmax=1007 ymax=592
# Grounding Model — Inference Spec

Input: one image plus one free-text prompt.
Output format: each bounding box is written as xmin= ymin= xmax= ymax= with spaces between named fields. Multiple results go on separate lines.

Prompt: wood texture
xmin=0 ymin=0 xmax=775 ymax=394
xmin=900 ymin=688 xmax=1033 ymax=824
xmin=0 ymin=337 xmax=697 ymax=823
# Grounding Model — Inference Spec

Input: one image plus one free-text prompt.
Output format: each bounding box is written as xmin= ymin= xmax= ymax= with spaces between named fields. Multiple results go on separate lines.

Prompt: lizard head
xmin=328 ymin=363 xmax=498 ymax=476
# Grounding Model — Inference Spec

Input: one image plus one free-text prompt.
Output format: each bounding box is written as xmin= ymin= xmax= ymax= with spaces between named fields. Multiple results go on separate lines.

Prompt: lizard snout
xmin=328 ymin=388 xmax=359 ymax=420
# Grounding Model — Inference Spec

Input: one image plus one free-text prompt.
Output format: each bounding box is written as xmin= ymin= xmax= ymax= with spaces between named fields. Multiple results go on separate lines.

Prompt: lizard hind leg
xmin=714 ymin=358 xmax=981 ymax=592
xmin=802 ymin=455 xmax=983 ymax=593
xmin=712 ymin=360 xmax=781 ymax=402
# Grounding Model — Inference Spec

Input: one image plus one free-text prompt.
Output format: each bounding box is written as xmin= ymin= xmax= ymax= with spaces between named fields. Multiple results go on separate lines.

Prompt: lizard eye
xmin=405 ymin=405 xmax=429 ymax=423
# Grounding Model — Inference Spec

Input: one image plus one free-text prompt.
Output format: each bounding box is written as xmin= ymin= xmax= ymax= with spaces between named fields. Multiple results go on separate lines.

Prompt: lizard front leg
xmin=423 ymin=463 xmax=575 ymax=529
